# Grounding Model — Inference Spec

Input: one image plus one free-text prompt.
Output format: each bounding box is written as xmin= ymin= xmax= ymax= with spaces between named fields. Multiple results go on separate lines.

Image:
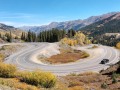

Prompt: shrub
xmin=112 ymin=77 xmax=118 ymax=84
xmin=0 ymin=63 xmax=17 ymax=78
xmin=101 ymin=82 xmax=108 ymax=89
xmin=111 ymin=72 xmax=118 ymax=78
xmin=0 ymin=78 xmax=38 ymax=90
xmin=17 ymin=70 xmax=57 ymax=88
xmin=116 ymin=42 xmax=120 ymax=49
xmin=68 ymin=81 xmax=83 ymax=87
xmin=61 ymin=37 xmax=78 ymax=46
xmin=111 ymin=72 xmax=118 ymax=84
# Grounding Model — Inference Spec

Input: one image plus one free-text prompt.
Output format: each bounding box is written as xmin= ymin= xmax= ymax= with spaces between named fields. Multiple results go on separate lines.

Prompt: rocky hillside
xmin=80 ymin=12 xmax=120 ymax=35
xmin=0 ymin=23 xmax=25 ymax=38
xmin=19 ymin=12 xmax=118 ymax=33
xmin=79 ymin=12 xmax=120 ymax=46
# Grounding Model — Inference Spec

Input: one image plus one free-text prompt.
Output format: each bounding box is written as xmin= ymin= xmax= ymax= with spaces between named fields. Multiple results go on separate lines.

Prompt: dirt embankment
xmin=37 ymin=44 xmax=89 ymax=64
xmin=45 ymin=48 xmax=89 ymax=64
xmin=58 ymin=61 xmax=120 ymax=90
xmin=0 ymin=44 xmax=25 ymax=62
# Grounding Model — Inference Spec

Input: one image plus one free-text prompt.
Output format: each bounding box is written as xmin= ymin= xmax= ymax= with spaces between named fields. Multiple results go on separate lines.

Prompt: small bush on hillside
xmin=0 ymin=78 xmax=38 ymax=90
xmin=0 ymin=63 xmax=16 ymax=78
xmin=112 ymin=77 xmax=118 ymax=84
xmin=17 ymin=71 xmax=57 ymax=88
xmin=111 ymin=72 xmax=118 ymax=84
xmin=111 ymin=72 xmax=118 ymax=78
xmin=68 ymin=81 xmax=83 ymax=87
xmin=101 ymin=82 xmax=108 ymax=89
xmin=116 ymin=42 xmax=120 ymax=49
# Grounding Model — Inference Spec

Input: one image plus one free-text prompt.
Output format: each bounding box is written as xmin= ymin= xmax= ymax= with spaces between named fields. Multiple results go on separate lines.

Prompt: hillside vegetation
xmin=0 ymin=23 xmax=26 ymax=43
xmin=0 ymin=62 xmax=57 ymax=89
xmin=60 ymin=61 xmax=120 ymax=90
xmin=61 ymin=31 xmax=91 ymax=46
xmin=80 ymin=13 xmax=120 ymax=46
xmin=42 ymin=32 xmax=90 ymax=64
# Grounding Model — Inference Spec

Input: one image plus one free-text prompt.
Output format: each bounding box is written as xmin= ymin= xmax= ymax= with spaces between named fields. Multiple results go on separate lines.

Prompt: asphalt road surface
xmin=3 ymin=43 xmax=120 ymax=75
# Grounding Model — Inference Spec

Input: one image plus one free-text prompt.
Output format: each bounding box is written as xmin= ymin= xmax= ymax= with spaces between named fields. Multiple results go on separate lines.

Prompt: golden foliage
xmin=0 ymin=62 xmax=17 ymax=78
xmin=61 ymin=37 xmax=78 ymax=46
xmin=0 ymin=62 xmax=57 ymax=88
xmin=0 ymin=78 xmax=38 ymax=90
xmin=116 ymin=42 xmax=120 ymax=49
xmin=74 ymin=31 xmax=91 ymax=45
xmin=17 ymin=70 xmax=57 ymax=88
xmin=61 ymin=31 xmax=91 ymax=46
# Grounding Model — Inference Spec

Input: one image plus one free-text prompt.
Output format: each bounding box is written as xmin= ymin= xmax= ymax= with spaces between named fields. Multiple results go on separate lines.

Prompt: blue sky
xmin=0 ymin=0 xmax=120 ymax=27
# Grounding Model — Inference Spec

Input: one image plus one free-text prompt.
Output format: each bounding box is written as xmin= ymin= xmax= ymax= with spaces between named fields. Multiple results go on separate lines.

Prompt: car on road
xmin=100 ymin=59 xmax=109 ymax=64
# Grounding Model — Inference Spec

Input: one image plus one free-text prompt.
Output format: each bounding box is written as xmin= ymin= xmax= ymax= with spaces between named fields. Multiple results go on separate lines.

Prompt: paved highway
xmin=3 ymin=43 xmax=120 ymax=75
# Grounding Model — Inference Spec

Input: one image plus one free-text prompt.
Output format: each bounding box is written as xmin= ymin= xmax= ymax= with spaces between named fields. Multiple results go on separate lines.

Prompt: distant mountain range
xmin=19 ymin=12 xmax=118 ymax=33
xmin=0 ymin=12 xmax=119 ymax=36
xmin=79 ymin=12 xmax=120 ymax=46
xmin=80 ymin=12 xmax=120 ymax=36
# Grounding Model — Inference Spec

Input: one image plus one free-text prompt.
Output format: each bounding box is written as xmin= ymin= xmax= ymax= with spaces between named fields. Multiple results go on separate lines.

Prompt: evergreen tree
xmin=0 ymin=33 xmax=1 ymax=38
xmin=27 ymin=30 xmax=32 ymax=42
xmin=5 ymin=31 xmax=12 ymax=42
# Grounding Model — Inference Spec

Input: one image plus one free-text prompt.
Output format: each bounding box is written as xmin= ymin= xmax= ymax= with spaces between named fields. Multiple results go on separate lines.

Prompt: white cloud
xmin=0 ymin=12 xmax=35 ymax=19
xmin=0 ymin=21 xmax=49 ymax=27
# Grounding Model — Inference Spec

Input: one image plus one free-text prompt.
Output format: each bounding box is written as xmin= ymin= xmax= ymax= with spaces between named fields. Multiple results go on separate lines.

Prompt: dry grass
xmin=0 ymin=45 xmax=24 ymax=61
xmin=78 ymin=72 xmax=98 ymax=76
xmin=0 ymin=62 xmax=16 ymax=78
xmin=0 ymin=78 xmax=39 ymax=90
xmin=68 ymin=86 xmax=85 ymax=90
xmin=16 ymin=70 xmax=57 ymax=88
xmin=0 ymin=29 xmax=24 ymax=38
xmin=61 ymin=72 xmax=120 ymax=90
xmin=0 ymin=45 xmax=23 ymax=51
xmin=0 ymin=62 xmax=57 ymax=89
xmin=45 ymin=48 xmax=89 ymax=64
xmin=0 ymin=53 xmax=5 ymax=62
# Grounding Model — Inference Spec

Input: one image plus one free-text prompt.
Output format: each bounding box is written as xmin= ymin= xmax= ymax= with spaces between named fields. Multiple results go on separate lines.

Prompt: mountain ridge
xmin=19 ymin=12 xmax=119 ymax=33
xmin=0 ymin=23 xmax=25 ymax=38
xmin=79 ymin=12 xmax=120 ymax=46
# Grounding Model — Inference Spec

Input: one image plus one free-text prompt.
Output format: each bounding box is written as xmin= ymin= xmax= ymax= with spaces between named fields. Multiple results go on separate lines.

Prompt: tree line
xmin=21 ymin=28 xmax=76 ymax=42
